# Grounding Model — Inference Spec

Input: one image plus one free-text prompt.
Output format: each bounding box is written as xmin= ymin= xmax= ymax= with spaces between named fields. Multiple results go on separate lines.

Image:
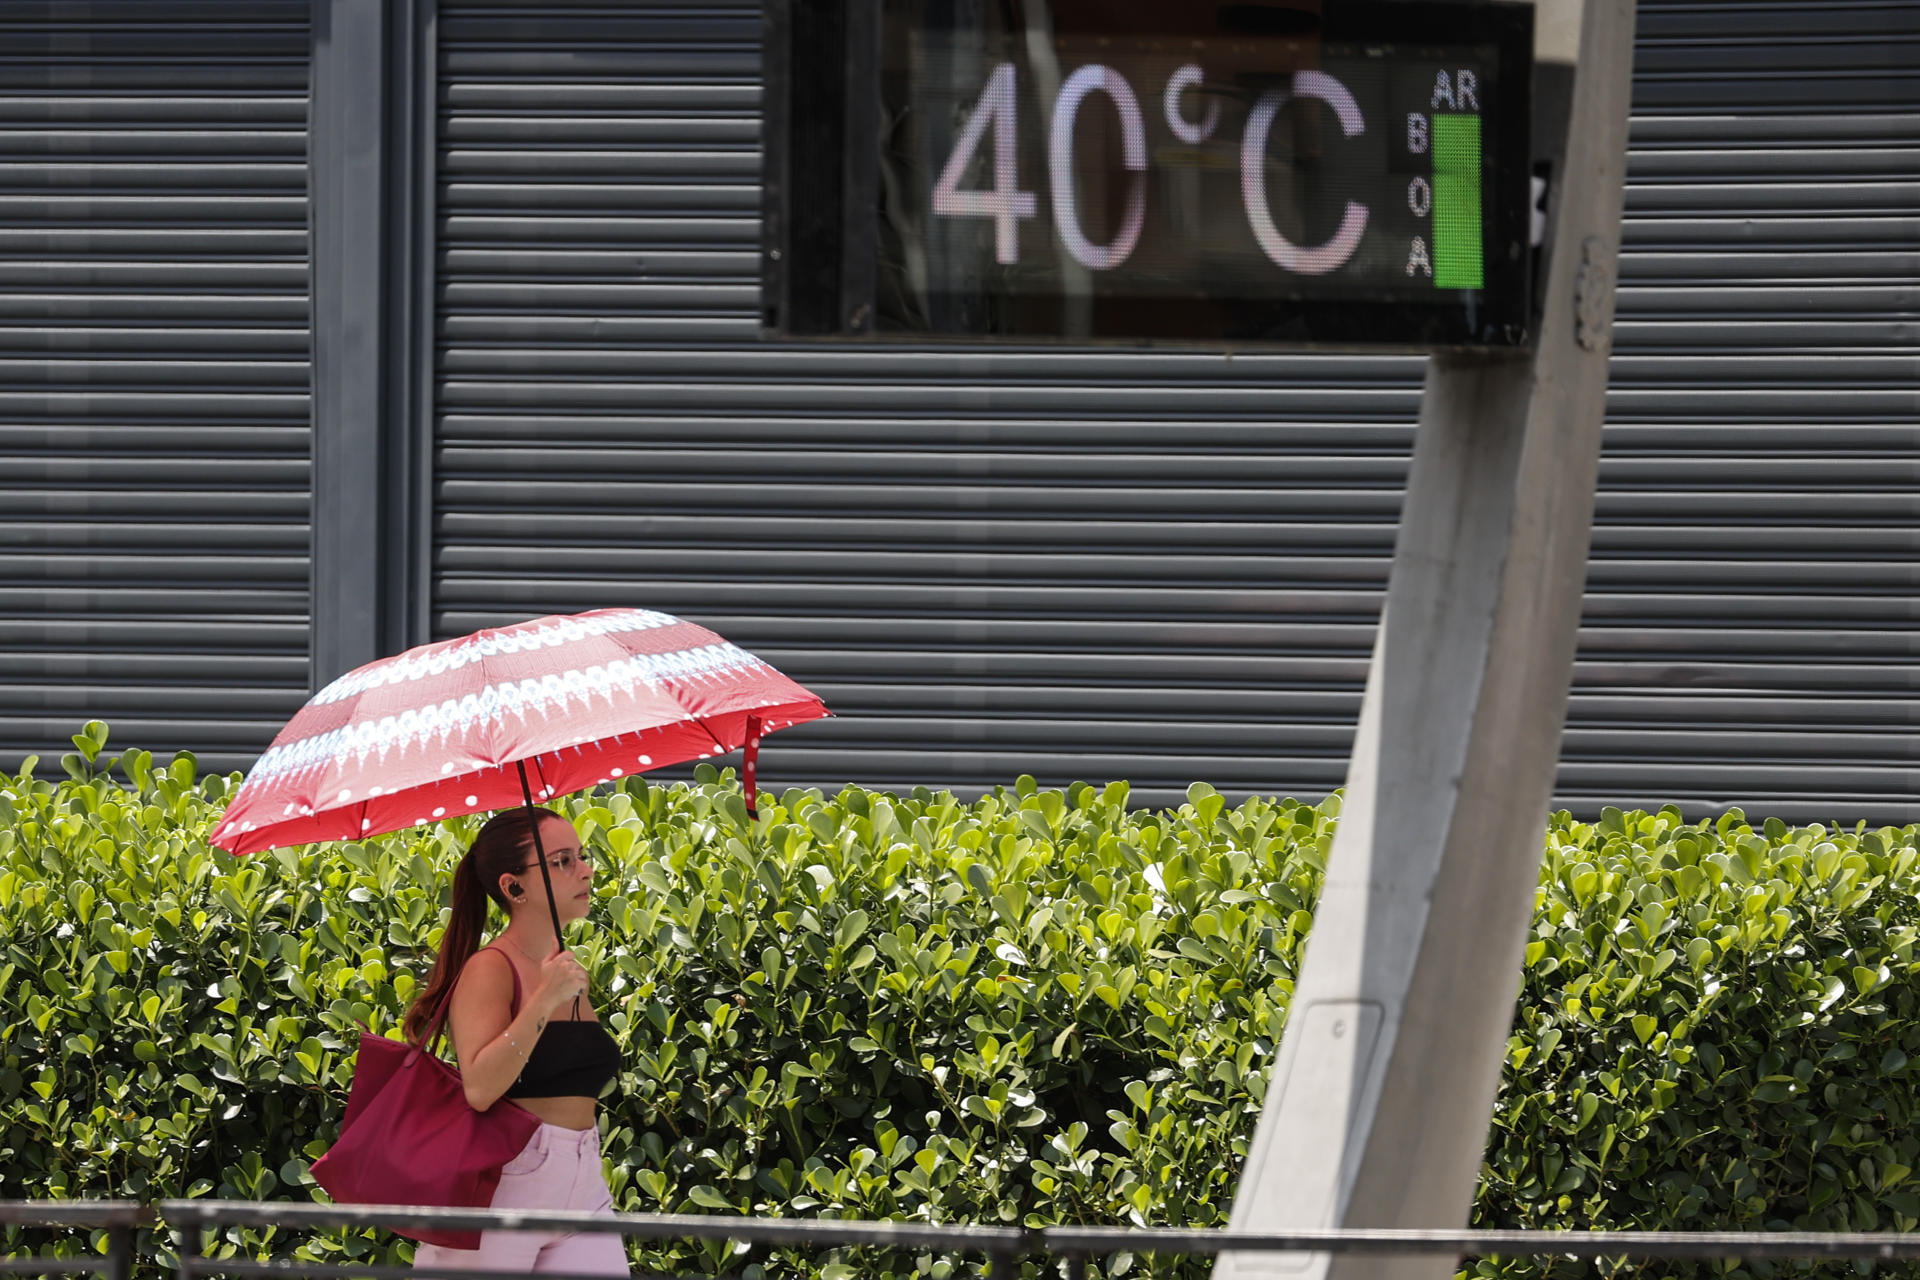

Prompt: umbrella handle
xmin=516 ymin=759 xmax=580 ymax=1021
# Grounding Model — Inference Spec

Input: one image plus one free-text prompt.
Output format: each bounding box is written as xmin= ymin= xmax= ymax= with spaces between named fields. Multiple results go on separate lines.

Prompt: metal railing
xmin=12 ymin=1201 xmax=1920 ymax=1280
xmin=0 ymin=1203 xmax=147 ymax=1280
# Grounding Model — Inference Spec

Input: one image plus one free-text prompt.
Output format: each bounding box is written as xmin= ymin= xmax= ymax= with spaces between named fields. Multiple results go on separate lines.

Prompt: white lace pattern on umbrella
xmin=311 ymin=609 xmax=681 ymax=706
xmin=248 ymin=642 xmax=766 ymax=784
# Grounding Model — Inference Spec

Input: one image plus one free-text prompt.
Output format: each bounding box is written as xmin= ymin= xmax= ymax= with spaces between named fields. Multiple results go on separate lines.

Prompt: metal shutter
xmin=432 ymin=0 xmax=1918 ymax=823
xmin=1578 ymin=0 xmax=1919 ymax=823
xmin=0 ymin=1 xmax=312 ymax=774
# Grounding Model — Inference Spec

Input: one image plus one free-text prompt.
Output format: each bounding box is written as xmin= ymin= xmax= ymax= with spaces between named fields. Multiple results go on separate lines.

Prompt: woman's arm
xmin=446 ymin=950 xmax=550 ymax=1111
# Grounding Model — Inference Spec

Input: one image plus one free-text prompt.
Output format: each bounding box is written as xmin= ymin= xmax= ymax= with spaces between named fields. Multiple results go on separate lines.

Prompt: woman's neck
xmin=499 ymin=917 xmax=559 ymax=959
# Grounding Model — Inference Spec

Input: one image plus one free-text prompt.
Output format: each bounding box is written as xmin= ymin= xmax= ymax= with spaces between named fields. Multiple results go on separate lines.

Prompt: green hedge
xmin=2 ymin=724 xmax=1918 ymax=1280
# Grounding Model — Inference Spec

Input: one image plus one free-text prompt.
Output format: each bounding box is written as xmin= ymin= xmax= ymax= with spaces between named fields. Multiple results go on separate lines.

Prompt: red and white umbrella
xmin=210 ymin=608 xmax=828 ymax=856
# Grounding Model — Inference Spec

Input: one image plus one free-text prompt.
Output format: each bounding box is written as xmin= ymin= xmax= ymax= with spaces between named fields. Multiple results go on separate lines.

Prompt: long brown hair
xmin=404 ymin=807 xmax=565 ymax=1044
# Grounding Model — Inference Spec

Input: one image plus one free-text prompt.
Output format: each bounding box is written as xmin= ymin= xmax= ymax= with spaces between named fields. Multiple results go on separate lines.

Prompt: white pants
xmin=413 ymin=1123 xmax=628 ymax=1276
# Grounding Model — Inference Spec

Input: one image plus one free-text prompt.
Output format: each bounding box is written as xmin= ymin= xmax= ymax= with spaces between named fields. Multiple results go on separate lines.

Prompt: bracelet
xmin=502 ymin=1027 xmax=529 ymax=1059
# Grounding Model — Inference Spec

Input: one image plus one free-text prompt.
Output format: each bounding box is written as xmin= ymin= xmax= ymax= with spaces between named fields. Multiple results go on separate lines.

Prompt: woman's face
xmin=511 ymin=818 xmax=593 ymax=924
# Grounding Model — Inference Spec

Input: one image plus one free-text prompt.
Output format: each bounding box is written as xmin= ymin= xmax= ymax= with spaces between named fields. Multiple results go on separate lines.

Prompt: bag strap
xmin=420 ymin=983 xmax=457 ymax=1058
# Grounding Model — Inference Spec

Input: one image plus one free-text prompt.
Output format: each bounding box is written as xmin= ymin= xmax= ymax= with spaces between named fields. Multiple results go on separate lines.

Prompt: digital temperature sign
xmin=763 ymin=0 xmax=1534 ymax=348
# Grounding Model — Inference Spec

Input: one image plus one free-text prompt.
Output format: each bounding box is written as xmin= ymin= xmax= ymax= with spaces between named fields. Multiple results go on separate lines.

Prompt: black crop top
xmin=475 ymin=946 xmax=622 ymax=1101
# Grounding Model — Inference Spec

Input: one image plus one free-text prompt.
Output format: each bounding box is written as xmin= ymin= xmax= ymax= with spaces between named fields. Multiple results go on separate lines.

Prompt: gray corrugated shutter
xmin=433 ymin=0 xmax=1918 ymax=823
xmin=1581 ymin=0 xmax=1919 ymax=822
xmin=0 ymin=1 xmax=312 ymax=774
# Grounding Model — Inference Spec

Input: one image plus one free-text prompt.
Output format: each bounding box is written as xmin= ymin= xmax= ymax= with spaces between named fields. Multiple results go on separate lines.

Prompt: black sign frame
xmin=763 ymin=0 xmax=1535 ymax=350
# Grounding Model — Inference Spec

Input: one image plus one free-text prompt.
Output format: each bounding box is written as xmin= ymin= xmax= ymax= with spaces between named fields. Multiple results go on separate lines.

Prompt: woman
xmin=403 ymin=807 xmax=626 ymax=1275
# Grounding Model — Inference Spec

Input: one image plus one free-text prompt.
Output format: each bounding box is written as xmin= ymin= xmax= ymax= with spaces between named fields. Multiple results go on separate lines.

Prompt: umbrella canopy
xmin=210 ymin=608 xmax=827 ymax=855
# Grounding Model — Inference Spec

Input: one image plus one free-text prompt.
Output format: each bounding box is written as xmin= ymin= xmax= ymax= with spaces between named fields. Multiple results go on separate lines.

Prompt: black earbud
xmin=508 ymin=881 xmax=525 ymax=899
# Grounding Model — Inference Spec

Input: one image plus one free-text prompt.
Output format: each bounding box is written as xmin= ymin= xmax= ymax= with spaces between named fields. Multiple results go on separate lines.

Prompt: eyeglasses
xmin=521 ymin=849 xmax=589 ymax=876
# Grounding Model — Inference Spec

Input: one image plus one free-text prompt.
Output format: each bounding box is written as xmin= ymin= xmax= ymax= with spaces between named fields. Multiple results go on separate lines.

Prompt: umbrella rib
xmin=692 ymin=717 xmax=730 ymax=756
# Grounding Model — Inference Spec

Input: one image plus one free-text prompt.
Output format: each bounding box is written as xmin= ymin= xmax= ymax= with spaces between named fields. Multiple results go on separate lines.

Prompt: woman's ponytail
xmin=403 ymin=807 xmax=563 ymax=1044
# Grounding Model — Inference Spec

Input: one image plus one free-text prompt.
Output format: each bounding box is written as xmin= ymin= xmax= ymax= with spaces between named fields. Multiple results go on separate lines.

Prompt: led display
xmin=764 ymin=0 xmax=1534 ymax=348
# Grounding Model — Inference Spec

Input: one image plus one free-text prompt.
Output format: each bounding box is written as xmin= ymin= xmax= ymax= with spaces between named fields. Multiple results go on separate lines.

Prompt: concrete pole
xmin=1217 ymin=4 xmax=1636 ymax=1279
xmin=309 ymin=0 xmax=435 ymax=689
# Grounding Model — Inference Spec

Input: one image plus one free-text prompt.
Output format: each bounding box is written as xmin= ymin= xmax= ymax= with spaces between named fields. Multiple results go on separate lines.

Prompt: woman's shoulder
xmin=451 ymin=943 xmax=520 ymax=1008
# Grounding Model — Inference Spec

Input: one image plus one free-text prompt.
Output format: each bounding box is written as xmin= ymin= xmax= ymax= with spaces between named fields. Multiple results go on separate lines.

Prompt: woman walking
xmin=404 ymin=807 xmax=627 ymax=1275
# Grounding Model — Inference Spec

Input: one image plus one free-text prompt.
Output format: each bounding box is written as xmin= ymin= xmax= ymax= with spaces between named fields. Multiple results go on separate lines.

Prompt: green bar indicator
xmin=1431 ymin=114 xmax=1483 ymax=290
